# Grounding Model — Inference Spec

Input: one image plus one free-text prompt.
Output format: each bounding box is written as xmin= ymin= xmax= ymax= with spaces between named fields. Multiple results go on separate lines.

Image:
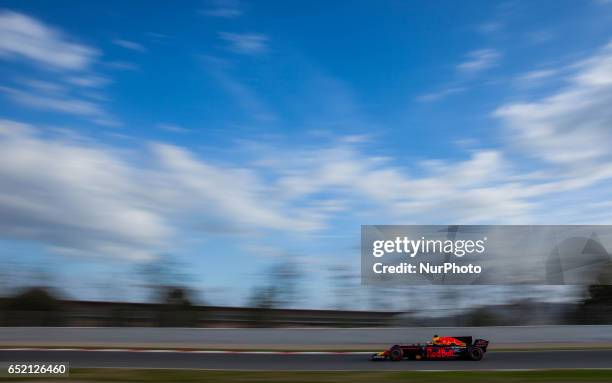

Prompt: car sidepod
xmin=423 ymin=345 xmax=463 ymax=360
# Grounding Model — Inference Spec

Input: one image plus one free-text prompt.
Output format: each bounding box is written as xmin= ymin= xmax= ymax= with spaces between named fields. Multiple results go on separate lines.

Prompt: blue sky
xmin=1 ymin=0 xmax=612 ymax=308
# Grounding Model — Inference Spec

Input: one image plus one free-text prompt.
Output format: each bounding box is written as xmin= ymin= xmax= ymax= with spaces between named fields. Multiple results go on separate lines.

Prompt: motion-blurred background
xmin=1 ymin=0 xmax=612 ymax=329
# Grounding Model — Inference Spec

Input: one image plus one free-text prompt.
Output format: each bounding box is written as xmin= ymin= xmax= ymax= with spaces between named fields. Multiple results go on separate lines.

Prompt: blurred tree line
xmin=569 ymin=285 xmax=612 ymax=324
xmin=568 ymin=261 xmax=612 ymax=324
xmin=2 ymin=283 xmax=611 ymax=327
xmin=1 ymin=287 xmax=64 ymax=326
xmin=2 ymin=256 xmax=611 ymax=326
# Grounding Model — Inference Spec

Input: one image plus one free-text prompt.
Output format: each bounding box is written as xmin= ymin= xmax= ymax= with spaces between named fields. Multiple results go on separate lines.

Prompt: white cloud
xmin=152 ymin=144 xmax=323 ymax=232
xmin=219 ymin=32 xmax=268 ymax=55
xmin=496 ymin=41 xmax=612 ymax=167
xmin=104 ymin=61 xmax=139 ymax=71
xmin=0 ymin=120 xmax=167 ymax=261
xmin=64 ymin=75 xmax=109 ymax=88
xmin=0 ymin=85 xmax=118 ymax=127
xmin=0 ymin=11 xmax=119 ymax=126
xmin=202 ymin=0 xmax=243 ymax=18
xmin=457 ymin=49 xmax=501 ymax=74
xmin=19 ymin=78 xmax=66 ymax=93
xmin=0 ymin=10 xmax=98 ymax=70
xmin=0 ymin=119 xmax=526 ymax=263
xmin=260 ymin=144 xmax=530 ymax=224
xmin=516 ymin=68 xmax=559 ymax=83
xmin=157 ymin=123 xmax=192 ymax=134
xmin=0 ymin=121 xmax=327 ymax=260
xmin=5 ymin=110 xmax=612 ymax=263
xmin=490 ymin=40 xmax=612 ymax=225
xmin=112 ymin=38 xmax=146 ymax=53
xmin=7 ymin=41 xmax=612 ymax=261
xmin=202 ymin=55 xmax=277 ymax=121
xmin=416 ymin=86 xmax=466 ymax=102
xmin=419 ymin=49 xmax=501 ymax=101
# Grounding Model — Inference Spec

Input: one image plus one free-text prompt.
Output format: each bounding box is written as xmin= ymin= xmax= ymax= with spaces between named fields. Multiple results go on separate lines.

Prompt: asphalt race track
xmin=1 ymin=350 xmax=612 ymax=371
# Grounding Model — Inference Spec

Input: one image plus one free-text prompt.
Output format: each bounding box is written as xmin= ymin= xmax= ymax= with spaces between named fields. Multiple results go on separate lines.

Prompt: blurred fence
xmin=0 ymin=298 xmax=400 ymax=327
xmin=1 ymin=286 xmax=609 ymax=327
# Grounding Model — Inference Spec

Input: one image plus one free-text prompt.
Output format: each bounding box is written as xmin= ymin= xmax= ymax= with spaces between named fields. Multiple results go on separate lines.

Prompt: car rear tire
xmin=468 ymin=347 xmax=484 ymax=361
xmin=390 ymin=347 xmax=403 ymax=361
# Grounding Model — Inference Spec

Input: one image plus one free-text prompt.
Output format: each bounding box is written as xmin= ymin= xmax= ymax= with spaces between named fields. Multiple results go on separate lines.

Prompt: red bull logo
xmin=426 ymin=347 xmax=455 ymax=359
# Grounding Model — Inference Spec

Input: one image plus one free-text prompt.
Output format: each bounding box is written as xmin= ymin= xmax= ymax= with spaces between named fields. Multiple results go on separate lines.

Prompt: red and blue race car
xmin=371 ymin=335 xmax=489 ymax=361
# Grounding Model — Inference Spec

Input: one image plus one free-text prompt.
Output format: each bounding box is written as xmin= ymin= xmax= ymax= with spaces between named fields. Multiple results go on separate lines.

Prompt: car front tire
xmin=390 ymin=347 xmax=403 ymax=361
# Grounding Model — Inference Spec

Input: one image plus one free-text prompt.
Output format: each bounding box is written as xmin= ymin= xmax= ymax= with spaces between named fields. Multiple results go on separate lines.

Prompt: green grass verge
xmin=2 ymin=369 xmax=612 ymax=382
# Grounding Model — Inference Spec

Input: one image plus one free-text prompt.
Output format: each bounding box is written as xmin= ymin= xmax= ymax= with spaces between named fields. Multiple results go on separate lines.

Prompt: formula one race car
xmin=370 ymin=336 xmax=489 ymax=361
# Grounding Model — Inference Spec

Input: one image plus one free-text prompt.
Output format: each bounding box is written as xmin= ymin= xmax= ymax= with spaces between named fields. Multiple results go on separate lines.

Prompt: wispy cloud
xmin=104 ymin=60 xmax=139 ymax=71
xmin=64 ymin=75 xmax=109 ymax=88
xmin=201 ymin=55 xmax=277 ymax=121
xmin=9 ymin=35 xmax=612 ymax=263
xmin=416 ymin=86 xmax=466 ymax=102
xmin=457 ymin=49 xmax=501 ymax=74
xmin=477 ymin=21 xmax=503 ymax=34
xmin=18 ymin=78 xmax=65 ymax=94
xmin=112 ymin=38 xmax=146 ymax=53
xmin=514 ymin=68 xmax=560 ymax=88
xmin=490 ymin=41 xmax=612 ymax=224
xmin=157 ymin=123 xmax=192 ymax=134
xmin=0 ymin=119 xmax=512 ymax=264
xmin=0 ymin=85 xmax=118 ymax=126
xmin=517 ymin=68 xmax=558 ymax=82
xmin=0 ymin=10 xmax=118 ymax=126
xmin=202 ymin=0 xmax=243 ymax=18
xmin=0 ymin=121 xmax=165 ymax=260
xmin=419 ymin=49 xmax=501 ymax=102
xmin=0 ymin=10 xmax=98 ymax=71
xmin=219 ymin=32 xmax=268 ymax=55
xmin=0 ymin=121 xmax=326 ymax=260
xmin=496 ymin=41 xmax=612 ymax=167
